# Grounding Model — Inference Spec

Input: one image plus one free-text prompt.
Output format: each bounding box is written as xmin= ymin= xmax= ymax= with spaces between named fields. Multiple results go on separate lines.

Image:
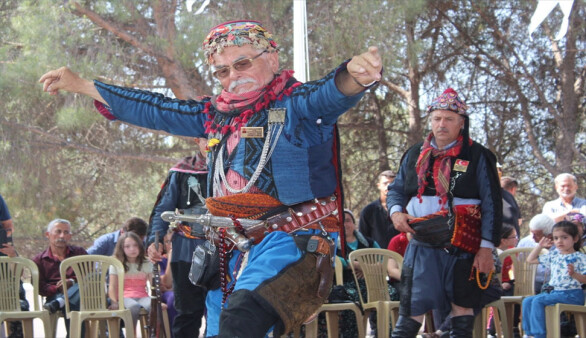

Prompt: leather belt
xmin=214 ymin=195 xmax=340 ymax=251
xmin=263 ymin=195 xmax=340 ymax=234
xmin=161 ymin=195 xmax=341 ymax=251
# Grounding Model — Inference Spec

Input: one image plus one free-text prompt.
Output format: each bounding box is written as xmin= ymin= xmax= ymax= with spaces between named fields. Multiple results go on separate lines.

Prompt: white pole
xmin=293 ymin=0 xmax=309 ymax=82
xmin=528 ymin=0 xmax=574 ymax=40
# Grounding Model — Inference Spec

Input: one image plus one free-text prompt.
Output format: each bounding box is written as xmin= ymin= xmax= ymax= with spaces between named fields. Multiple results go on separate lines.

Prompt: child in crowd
xmin=564 ymin=212 xmax=586 ymax=250
xmin=486 ymin=224 xmax=518 ymax=336
xmin=522 ymin=221 xmax=586 ymax=338
xmin=159 ymin=231 xmax=176 ymax=336
xmin=108 ymin=231 xmax=153 ymax=332
xmin=498 ymin=224 xmax=519 ymax=295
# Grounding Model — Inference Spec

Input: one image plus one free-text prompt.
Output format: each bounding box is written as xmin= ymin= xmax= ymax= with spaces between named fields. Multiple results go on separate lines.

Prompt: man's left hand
xmin=473 ymin=247 xmax=494 ymax=274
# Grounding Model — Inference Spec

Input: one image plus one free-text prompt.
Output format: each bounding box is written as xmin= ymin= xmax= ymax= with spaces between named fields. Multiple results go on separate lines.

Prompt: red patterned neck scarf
xmin=203 ymin=70 xmax=300 ymax=134
xmin=415 ymin=133 xmax=470 ymax=207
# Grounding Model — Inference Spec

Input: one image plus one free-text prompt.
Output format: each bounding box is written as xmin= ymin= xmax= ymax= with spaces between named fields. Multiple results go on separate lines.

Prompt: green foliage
xmin=56 ymin=103 xmax=102 ymax=130
xmin=0 ymin=0 xmax=187 ymax=250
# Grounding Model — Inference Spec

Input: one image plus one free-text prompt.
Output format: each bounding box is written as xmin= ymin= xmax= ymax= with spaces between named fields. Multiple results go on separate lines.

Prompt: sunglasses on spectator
xmin=212 ymin=50 xmax=268 ymax=79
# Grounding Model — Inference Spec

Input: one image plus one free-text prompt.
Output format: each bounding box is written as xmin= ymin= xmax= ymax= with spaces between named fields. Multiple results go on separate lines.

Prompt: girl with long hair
xmin=108 ymin=231 xmax=152 ymax=332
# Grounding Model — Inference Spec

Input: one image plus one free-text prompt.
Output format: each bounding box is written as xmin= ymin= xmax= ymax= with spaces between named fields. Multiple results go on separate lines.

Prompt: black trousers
xmin=171 ymin=261 xmax=207 ymax=337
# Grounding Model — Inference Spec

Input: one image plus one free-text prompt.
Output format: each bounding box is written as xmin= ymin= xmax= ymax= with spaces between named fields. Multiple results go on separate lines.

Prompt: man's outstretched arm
xmin=39 ymin=67 xmax=106 ymax=104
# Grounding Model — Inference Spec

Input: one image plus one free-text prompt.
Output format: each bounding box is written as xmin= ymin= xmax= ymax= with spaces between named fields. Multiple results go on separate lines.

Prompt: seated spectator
xmin=565 ymin=212 xmax=586 ymax=246
xmin=517 ymin=214 xmax=555 ymax=293
xmin=0 ymin=217 xmax=30 ymax=338
xmin=338 ymin=209 xmax=380 ymax=279
xmin=491 ymin=224 xmax=519 ymax=337
xmin=387 ymin=231 xmax=412 ymax=257
xmin=87 ymin=217 xmax=148 ymax=256
xmin=330 ymin=210 xmax=397 ymax=337
xmin=108 ymin=232 xmax=153 ymax=333
xmin=33 ymin=219 xmax=87 ymax=337
xmin=522 ymin=221 xmax=586 ymax=338
xmin=159 ymin=231 xmax=177 ymax=337
xmin=559 ymin=214 xmax=586 ymax=338
xmin=542 ymin=173 xmax=586 ymax=223
xmin=0 ymin=194 xmax=30 ymax=337
xmin=318 ymin=210 xmax=379 ymax=337
xmin=498 ymin=224 xmax=519 ymax=295
xmin=386 ymin=231 xmax=411 ymax=294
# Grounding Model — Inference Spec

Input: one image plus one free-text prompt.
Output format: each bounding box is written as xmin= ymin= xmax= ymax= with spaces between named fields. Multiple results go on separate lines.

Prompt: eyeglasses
xmin=505 ymin=236 xmax=519 ymax=240
xmin=212 ymin=50 xmax=268 ymax=79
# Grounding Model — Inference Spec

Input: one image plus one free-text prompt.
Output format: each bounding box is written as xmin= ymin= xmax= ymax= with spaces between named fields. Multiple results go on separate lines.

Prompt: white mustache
xmin=228 ymin=78 xmax=257 ymax=93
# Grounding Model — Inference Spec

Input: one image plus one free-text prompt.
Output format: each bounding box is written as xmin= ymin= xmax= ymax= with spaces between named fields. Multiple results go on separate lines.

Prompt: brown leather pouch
xmin=409 ymin=205 xmax=482 ymax=254
xmin=409 ymin=210 xmax=451 ymax=247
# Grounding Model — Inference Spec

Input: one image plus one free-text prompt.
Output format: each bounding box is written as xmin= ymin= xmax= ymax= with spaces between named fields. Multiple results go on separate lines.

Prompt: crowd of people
xmin=1 ymin=18 xmax=585 ymax=338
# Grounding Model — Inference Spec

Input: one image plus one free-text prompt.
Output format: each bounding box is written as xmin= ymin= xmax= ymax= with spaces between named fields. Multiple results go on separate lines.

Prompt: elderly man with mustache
xmin=33 ymin=219 xmax=87 ymax=337
xmin=542 ymin=173 xmax=586 ymax=223
xmin=39 ymin=20 xmax=382 ymax=337
xmin=387 ymin=88 xmax=502 ymax=337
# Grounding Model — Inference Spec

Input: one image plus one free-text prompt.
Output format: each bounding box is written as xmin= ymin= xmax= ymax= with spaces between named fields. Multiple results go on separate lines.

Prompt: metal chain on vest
xmin=447 ymin=172 xmax=463 ymax=230
xmin=213 ymin=121 xmax=284 ymax=196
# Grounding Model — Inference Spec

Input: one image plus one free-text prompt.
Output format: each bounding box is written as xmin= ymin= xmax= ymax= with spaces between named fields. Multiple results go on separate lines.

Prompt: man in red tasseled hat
xmin=39 ymin=19 xmax=383 ymax=338
xmin=387 ymin=88 xmax=502 ymax=337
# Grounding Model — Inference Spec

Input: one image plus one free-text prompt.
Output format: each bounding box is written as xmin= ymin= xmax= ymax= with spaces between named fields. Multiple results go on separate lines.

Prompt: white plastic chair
xmin=60 ymin=255 xmax=134 ymax=338
xmin=0 ymin=256 xmax=52 ymax=338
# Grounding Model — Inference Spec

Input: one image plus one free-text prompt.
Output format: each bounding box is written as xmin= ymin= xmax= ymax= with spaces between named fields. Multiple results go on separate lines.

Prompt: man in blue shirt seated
xmin=87 ymin=217 xmax=147 ymax=256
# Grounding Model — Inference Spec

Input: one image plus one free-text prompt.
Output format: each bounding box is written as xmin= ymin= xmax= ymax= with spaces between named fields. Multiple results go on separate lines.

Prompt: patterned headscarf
xmin=427 ymin=88 xmax=469 ymax=116
xmin=202 ymin=20 xmax=278 ymax=64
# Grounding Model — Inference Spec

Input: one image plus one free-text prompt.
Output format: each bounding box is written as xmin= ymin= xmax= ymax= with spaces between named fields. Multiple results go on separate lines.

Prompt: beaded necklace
xmin=469 ymin=267 xmax=494 ymax=290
